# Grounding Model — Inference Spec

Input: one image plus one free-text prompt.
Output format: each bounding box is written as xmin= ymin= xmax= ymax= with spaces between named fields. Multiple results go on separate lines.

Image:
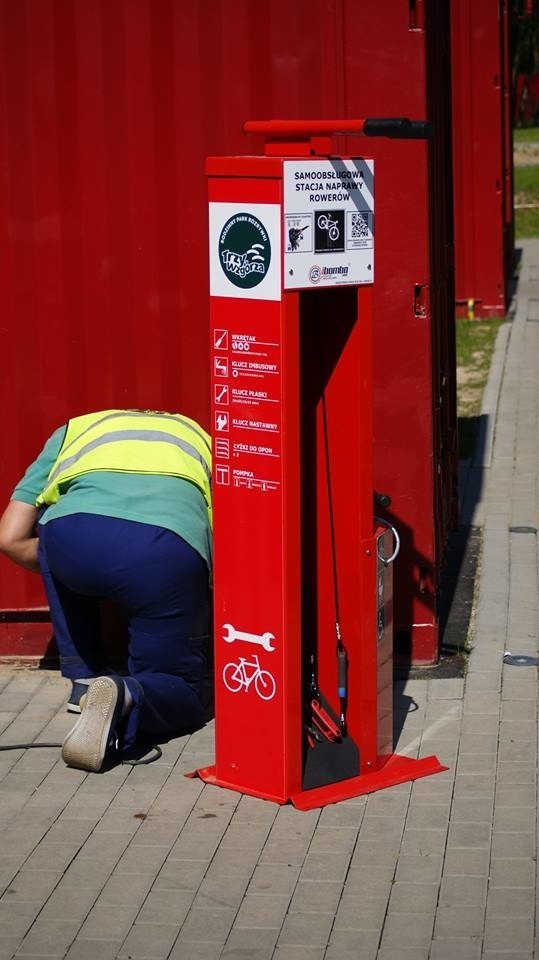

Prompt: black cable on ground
xmin=0 ymin=742 xmax=162 ymax=764
xmin=122 ymin=745 xmax=162 ymax=765
xmin=0 ymin=742 xmax=62 ymax=750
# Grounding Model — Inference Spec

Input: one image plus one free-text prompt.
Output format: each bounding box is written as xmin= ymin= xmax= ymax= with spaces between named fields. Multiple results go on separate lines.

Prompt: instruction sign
xmin=212 ymin=319 xmax=282 ymax=495
xmin=283 ymin=158 xmax=374 ymax=289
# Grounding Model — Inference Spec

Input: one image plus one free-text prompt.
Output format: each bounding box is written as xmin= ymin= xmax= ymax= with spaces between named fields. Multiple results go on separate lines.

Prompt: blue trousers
xmin=38 ymin=514 xmax=211 ymax=750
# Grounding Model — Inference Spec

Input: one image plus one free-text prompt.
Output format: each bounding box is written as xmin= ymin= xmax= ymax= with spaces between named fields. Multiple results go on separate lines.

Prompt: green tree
xmin=512 ymin=1 xmax=539 ymax=126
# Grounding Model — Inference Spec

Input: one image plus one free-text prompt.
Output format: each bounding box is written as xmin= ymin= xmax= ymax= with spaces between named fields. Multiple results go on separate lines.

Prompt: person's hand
xmin=0 ymin=500 xmax=40 ymax=572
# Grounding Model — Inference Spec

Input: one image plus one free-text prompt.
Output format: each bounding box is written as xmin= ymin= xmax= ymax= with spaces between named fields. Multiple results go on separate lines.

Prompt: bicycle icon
xmin=317 ymin=213 xmax=340 ymax=242
xmin=222 ymin=655 xmax=276 ymax=701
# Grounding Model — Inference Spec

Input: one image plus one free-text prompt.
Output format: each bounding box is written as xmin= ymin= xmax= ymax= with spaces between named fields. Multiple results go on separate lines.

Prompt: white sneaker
xmin=62 ymin=676 xmax=125 ymax=772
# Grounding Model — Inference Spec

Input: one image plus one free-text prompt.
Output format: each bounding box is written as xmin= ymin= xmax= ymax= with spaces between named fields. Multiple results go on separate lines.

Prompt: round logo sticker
xmin=219 ymin=213 xmax=271 ymax=289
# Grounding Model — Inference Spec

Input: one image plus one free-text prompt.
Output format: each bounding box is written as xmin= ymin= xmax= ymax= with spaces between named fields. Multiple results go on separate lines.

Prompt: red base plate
xmin=189 ymin=753 xmax=448 ymax=809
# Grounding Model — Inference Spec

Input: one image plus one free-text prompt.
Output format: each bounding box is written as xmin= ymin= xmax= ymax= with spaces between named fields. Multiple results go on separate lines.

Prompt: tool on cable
xmin=312 ymin=697 xmax=342 ymax=742
xmin=301 ymin=392 xmax=360 ymax=791
xmin=321 ymin=394 xmax=348 ymax=736
xmin=304 ymin=653 xmax=343 ymax=747
xmin=302 ymin=394 xmax=349 ymax=748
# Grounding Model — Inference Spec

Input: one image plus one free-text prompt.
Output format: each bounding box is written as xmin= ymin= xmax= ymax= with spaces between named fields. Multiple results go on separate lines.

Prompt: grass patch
xmin=514 ymin=164 xmax=539 ymax=238
xmin=516 ymin=207 xmax=539 ymax=236
xmin=514 ymin=127 xmax=539 ymax=143
xmin=515 ymin=164 xmax=539 ymax=195
xmin=456 ymin=318 xmax=503 ymax=460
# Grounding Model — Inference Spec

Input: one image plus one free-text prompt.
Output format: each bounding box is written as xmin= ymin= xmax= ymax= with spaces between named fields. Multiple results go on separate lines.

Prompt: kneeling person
xmin=0 ymin=409 xmax=213 ymax=771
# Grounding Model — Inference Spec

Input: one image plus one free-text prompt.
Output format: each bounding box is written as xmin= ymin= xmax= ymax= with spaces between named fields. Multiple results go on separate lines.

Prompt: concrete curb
xmin=472 ymin=320 xmax=511 ymax=470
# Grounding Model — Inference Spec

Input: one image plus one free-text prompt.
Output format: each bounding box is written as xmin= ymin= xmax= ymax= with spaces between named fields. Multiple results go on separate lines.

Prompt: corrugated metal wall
xmin=451 ymin=0 xmax=515 ymax=317
xmin=0 ymin=0 xmax=345 ymax=612
xmin=343 ymin=0 xmax=457 ymax=663
xmin=0 ymin=0 xmax=457 ymax=664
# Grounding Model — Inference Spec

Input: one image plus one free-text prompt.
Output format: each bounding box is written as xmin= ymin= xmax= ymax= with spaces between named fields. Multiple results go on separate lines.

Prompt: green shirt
xmin=12 ymin=426 xmax=212 ymax=570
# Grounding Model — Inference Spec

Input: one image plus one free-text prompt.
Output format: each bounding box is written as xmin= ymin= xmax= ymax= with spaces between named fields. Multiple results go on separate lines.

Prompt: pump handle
xmin=243 ymin=118 xmax=432 ymax=141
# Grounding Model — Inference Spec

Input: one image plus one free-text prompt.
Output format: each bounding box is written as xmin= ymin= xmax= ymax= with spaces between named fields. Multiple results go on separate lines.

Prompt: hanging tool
xmin=321 ymin=394 xmax=348 ymax=735
xmin=305 ymin=655 xmax=343 ymax=747
xmin=311 ymin=698 xmax=342 ymax=742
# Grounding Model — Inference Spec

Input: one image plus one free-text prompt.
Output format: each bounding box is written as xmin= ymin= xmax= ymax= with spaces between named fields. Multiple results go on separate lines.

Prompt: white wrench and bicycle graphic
xmin=221 ymin=622 xmax=277 ymax=701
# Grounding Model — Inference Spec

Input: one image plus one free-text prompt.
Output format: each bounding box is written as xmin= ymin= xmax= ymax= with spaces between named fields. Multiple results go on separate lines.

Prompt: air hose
xmin=0 ymin=741 xmax=162 ymax=765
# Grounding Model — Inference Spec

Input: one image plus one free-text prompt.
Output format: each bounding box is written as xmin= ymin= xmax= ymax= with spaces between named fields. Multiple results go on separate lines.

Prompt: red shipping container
xmin=0 ymin=0 xmax=456 ymax=665
xmin=451 ymin=0 xmax=515 ymax=318
xmin=342 ymin=0 xmax=458 ymax=663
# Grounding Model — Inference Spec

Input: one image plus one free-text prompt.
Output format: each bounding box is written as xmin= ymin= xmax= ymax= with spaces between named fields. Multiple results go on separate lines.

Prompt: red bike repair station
xmin=192 ymin=120 xmax=447 ymax=810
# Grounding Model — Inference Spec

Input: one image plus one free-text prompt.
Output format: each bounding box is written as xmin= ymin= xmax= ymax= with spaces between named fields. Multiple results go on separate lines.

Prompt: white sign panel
xmin=283 ymin=159 xmax=374 ymax=289
xmin=209 ymin=202 xmax=281 ymax=301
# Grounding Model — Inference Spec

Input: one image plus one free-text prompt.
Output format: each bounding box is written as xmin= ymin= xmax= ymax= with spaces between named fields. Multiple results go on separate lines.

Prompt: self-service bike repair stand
xmin=195 ymin=119 xmax=447 ymax=809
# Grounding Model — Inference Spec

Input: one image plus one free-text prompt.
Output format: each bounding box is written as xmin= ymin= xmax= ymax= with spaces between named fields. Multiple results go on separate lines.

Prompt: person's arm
xmin=0 ymin=500 xmax=40 ymax=572
xmin=0 ymin=424 xmax=66 ymax=573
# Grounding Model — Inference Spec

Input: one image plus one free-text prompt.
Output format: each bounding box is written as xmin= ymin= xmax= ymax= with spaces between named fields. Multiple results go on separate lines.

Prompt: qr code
xmin=351 ymin=213 xmax=370 ymax=238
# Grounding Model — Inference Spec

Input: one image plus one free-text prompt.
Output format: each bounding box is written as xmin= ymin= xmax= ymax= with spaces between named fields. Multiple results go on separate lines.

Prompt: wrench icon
xmin=222 ymin=623 xmax=276 ymax=652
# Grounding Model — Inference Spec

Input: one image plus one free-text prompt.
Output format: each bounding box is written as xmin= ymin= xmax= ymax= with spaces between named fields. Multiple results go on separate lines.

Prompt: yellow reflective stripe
xmin=47 ymin=430 xmax=211 ymax=487
xmin=61 ymin=411 xmax=211 ymax=456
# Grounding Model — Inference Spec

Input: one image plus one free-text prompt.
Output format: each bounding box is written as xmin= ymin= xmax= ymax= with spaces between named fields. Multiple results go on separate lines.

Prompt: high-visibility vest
xmin=36 ymin=409 xmax=212 ymax=526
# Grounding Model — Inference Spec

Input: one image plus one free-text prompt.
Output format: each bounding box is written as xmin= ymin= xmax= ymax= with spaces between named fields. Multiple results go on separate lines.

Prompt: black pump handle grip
xmin=363 ymin=118 xmax=433 ymax=140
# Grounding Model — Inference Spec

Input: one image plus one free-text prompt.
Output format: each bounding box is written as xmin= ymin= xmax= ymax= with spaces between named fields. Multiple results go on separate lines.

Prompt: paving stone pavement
xmin=0 ymin=240 xmax=538 ymax=959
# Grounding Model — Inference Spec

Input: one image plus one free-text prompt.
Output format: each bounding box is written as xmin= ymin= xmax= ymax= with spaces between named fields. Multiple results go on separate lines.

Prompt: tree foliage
xmin=512 ymin=0 xmax=539 ymax=126
xmin=512 ymin=0 xmax=539 ymax=77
